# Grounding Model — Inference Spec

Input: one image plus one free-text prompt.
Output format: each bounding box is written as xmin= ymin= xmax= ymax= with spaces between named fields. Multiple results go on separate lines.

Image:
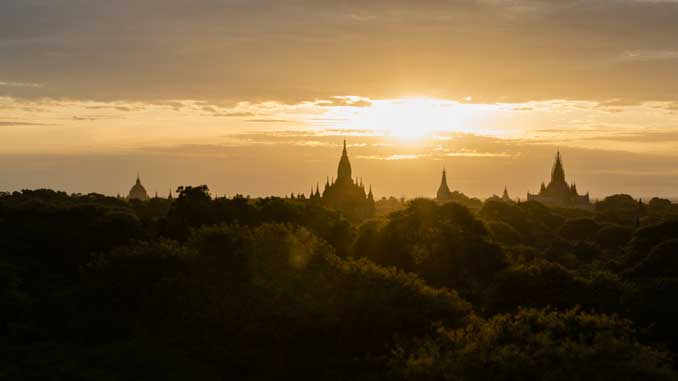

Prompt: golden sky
xmin=2 ymin=1 xmax=678 ymax=198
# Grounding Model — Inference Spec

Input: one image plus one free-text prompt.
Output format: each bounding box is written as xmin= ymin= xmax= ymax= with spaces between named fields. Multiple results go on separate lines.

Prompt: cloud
xmin=654 ymin=102 xmax=678 ymax=111
xmin=151 ymin=101 xmax=186 ymax=111
xmin=2 ymin=0 xmax=678 ymax=103
xmin=0 ymin=81 xmax=41 ymax=88
xmin=592 ymin=169 xmax=678 ymax=176
xmin=620 ymin=50 xmax=678 ymax=62
xmin=209 ymin=112 xmax=256 ymax=117
xmin=357 ymin=154 xmax=426 ymax=160
xmin=443 ymin=151 xmax=514 ymax=158
xmin=83 ymin=104 xmax=143 ymax=112
xmin=246 ymin=119 xmax=296 ymax=123
xmin=72 ymin=114 xmax=124 ymax=121
xmin=315 ymin=96 xmax=373 ymax=108
xmin=585 ymin=131 xmax=678 ymax=143
xmin=0 ymin=120 xmax=53 ymax=126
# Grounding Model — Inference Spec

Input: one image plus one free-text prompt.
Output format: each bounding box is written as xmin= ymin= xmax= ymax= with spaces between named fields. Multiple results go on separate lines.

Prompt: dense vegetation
xmin=2 ymin=187 xmax=678 ymax=380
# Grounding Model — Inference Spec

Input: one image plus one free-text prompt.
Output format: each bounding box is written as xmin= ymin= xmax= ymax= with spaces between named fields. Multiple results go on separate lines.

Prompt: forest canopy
xmin=2 ymin=188 xmax=678 ymax=380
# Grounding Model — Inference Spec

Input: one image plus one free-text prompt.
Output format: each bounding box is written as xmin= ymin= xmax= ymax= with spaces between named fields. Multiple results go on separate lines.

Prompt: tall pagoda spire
xmin=551 ymin=150 xmax=566 ymax=184
xmin=337 ymin=139 xmax=352 ymax=182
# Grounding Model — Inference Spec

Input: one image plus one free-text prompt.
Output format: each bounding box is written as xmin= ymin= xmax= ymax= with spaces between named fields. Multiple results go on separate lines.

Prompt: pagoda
xmin=527 ymin=151 xmax=590 ymax=208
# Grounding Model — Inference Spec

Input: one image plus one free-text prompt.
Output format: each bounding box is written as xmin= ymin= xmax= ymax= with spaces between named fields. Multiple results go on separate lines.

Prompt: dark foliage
xmin=596 ymin=194 xmax=645 ymax=226
xmin=558 ymin=218 xmax=601 ymax=241
xmin=391 ymin=308 xmax=676 ymax=381
xmin=2 ymin=188 xmax=678 ymax=379
xmin=354 ymin=199 xmax=507 ymax=302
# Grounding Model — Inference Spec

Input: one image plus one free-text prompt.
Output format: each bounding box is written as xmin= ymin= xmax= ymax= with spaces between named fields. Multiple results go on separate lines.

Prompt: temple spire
xmin=337 ymin=140 xmax=352 ymax=181
xmin=527 ymin=150 xmax=591 ymax=208
xmin=502 ymin=186 xmax=511 ymax=202
xmin=551 ymin=150 xmax=566 ymax=184
xmin=436 ymin=168 xmax=452 ymax=201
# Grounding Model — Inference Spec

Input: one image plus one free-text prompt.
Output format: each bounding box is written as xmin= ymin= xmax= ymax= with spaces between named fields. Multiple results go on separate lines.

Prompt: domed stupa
xmin=127 ymin=173 xmax=149 ymax=201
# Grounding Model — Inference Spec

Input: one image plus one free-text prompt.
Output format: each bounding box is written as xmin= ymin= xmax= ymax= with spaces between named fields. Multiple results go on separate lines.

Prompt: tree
xmin=166 ymin=185 xmax=213 ymax=239
xmin=595 ymin=225 xmax=632 ymax=250
xmin=628 ymin=239 xmax=678 ymax=279
xmin=648 ymin=197 xmax=673 ymax=215
xmin=486 ymin=221 xmax=523 ymax=245
xmin=558 ymin=218 xmax=601 ymax=242
xmin=596 ymin=194 xmax=645 ymax=226
xmin=368 ymin=200 xmax=507 ymax=299
xmin=479 ymin=200 xmax=556 ymax=247
xmin=628 ymin=220 xmax=678 ymax=266
xmin=391 ymin=308 xmax=676 ymax=381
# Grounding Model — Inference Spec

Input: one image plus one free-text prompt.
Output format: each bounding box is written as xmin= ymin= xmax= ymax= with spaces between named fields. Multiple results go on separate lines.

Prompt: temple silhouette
xmin=434 ymin=168 xmax=483 ymax=208
xmin=127 ymin=174 xmax=150 ymax=201
xmin=436 ymin=169 xmax=453 ymax=201
xmin=124 ymin=147 xmax=591 ymax=212
xmin=501 ymin=187 xmax=512 ymax=202
xmin=312 ymin=140 xmax=375 ymax=221
xmin=527 ymin=151 xmax=590 ymax=208
xmin=485 ymin=186 xmax=515 ymax=203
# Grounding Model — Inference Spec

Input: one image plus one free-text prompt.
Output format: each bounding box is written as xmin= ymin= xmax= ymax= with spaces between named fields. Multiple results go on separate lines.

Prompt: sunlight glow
xmin=328 ymin=98 xmax=494 ymax=142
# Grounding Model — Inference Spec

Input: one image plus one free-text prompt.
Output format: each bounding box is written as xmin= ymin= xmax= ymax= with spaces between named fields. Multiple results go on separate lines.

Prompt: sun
xmin=380 ymin=98 xmax=438 ymax=140
xmin=326 ymin=96 xmax=493 ymax=142
xmin=337 ymin=97 xmax=465 ymax=141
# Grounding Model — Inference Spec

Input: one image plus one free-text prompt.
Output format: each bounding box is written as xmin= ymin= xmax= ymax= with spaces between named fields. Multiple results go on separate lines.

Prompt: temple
xmin=501 ymin=186 xmax=512 ymax=202
xmin=127 ymin=174 xmax=150 ymax=201
xmin=527 ymin=151 xmax=590 ymax=208
xmin=436 ymin=169 xmax=453 ymax=201
xmin=312 ymin=140 xmax=375 ymax=221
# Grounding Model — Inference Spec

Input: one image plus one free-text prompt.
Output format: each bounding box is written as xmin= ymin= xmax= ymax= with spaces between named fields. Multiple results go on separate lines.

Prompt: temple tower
xmin=337 ymin=140 xmax=353 ymax=183
xmin=436 ymin=169 xmax=453 ymax=201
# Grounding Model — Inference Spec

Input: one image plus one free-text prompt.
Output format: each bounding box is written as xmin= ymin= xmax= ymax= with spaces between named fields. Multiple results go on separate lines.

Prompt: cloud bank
xmin=2 ymin=0 xmax=678 ymax=103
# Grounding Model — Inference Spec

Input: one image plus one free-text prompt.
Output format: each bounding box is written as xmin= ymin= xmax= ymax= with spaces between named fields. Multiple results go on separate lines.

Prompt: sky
xmin=2 ymin=0 xmax=678 ymax=199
